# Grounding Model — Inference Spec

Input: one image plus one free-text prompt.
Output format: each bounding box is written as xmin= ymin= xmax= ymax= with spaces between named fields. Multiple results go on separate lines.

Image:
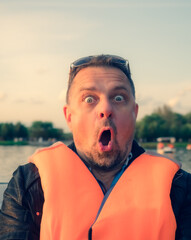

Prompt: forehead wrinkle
xmin=69 ymin=67 xmax=131 ymax=100
xmin=112 ymin=86 xmax=129 ymax=92
xmin=76 ymin=81 xmax=131 ymax=95
xmin=79 ymin=86 xmax=97 ymax=93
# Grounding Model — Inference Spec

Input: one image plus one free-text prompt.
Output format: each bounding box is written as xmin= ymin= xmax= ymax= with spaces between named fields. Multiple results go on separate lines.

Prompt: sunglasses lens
xmin=71 ymin=56 xmax=93 ymax=68
xmin=70 ymin=55 xmax=129 ymax=72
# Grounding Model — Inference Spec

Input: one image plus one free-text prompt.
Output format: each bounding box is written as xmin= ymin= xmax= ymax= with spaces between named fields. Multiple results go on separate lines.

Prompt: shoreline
xmin=0 ymin=140 xmax=73 ymax=146
xmin=0 ymin=141 xmax=189 ymax=149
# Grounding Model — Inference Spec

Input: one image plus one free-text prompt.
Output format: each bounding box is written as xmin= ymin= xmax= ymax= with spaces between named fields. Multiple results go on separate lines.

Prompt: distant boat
xmin=156 ymin=137 xmax=176 ymax=154
xmin=186 ymin=144 xmax=191 ymax=150
xmin=28 ymin=138 xmax=56 ymax=147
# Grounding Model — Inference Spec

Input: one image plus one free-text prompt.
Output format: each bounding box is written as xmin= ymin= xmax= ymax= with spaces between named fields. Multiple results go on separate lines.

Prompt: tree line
xmin=135 ymin=106 xmax=191 ymax=142
xmin=0 ymin=106 xmax=191 ymax=143
xmin=0 ymin=121 xmax=65 ymax=141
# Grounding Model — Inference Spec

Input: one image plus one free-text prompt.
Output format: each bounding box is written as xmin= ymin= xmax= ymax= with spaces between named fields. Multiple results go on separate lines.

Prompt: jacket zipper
xmin=88 ymin=153 xmax=132 ymax=239
xmin=88 ymin=185 xmax=115 ymax=240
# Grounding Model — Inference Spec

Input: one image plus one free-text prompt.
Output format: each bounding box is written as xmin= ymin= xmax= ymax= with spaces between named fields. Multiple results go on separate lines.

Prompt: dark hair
xmin=66 ymin=54 xmax=135 ymax=103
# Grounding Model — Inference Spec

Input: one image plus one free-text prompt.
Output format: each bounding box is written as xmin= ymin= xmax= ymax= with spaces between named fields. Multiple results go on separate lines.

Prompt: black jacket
xmin=0 ymin=141 xmax=191 ymax=239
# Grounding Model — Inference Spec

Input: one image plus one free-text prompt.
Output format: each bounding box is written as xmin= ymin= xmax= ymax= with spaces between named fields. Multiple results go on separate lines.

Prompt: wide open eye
xmin=84 ymin=96 xmax=95 ymax=104
xmin=114 ymin=95 xmax=124 ymax=102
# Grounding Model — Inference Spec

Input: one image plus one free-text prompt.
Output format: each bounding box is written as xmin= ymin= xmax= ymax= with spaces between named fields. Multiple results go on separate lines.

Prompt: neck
xmin=91 ymin=161 xmax=126 ymax=191
xmin=92 ymin=169 xmax=117 ymax=191
xmin=75 ymin=147 xmax=130 ymax=191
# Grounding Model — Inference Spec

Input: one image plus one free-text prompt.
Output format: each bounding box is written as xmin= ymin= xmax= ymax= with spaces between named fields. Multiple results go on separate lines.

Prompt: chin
xmin=93 ymin=161 xmax=120 ymax=172
xmin=91 ymin=152 xmax=123 ymax=171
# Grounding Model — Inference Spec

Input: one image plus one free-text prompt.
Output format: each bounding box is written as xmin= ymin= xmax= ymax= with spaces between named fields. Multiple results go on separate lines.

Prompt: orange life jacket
xmin=29 ymin=142 xmax=180 ymax=240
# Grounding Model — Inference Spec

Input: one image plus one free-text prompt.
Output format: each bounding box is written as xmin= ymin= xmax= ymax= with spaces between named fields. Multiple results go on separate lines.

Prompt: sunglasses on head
xmin=70 ymin=54 xmax=130 ymax=73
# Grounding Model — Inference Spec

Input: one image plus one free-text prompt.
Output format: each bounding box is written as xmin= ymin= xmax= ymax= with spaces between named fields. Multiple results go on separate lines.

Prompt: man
xmin=0 ymin=54 xmax=191 ymax=239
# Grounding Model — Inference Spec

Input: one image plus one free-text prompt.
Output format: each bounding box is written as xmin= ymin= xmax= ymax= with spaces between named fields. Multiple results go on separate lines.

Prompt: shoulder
xmin=171 ymin=169 xmax=191 ymax=218
xmin=171 ymin=169 xmax=191 ymax=238
xmin=0 ymin=163 xmax=43 ymax=238
xmin=13 ymin=163 xmax=40 ymax=189
xmin=3 ymin=163 xmax=41 ymax=205
xmin=172 ymin=168 xmax=191 ymax=190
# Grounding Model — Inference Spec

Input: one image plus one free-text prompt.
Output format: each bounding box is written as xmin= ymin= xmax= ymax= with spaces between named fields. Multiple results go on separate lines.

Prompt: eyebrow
xmin=79 ymin=87 xmax=97 ymax=92
xmin=79 ymin=86 xmax=129 ymax=92
xmin=112 ymin=86 xmax=129 ymax=92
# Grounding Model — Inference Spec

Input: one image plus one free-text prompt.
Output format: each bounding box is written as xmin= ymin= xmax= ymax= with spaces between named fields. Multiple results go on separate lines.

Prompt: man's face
xmin=64 ymin=66 xmax=138 ymax=170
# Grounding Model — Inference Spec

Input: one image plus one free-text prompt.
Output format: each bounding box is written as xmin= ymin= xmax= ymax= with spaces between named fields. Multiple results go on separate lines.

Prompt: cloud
xmin=136 ymin=85 xmax=191 ymax=120
xmin=137 ymin=92 xmax=163 ymax=107
xmin=167 ymin=98 xmax=180 ymax=108
xmin=14 ymin=97 xmax=45 ymax=105
xmin=36 ymin=67 xmax=49 ymax=75
xmin=167 ymin=87 xmax=191 ymax=108
xmin=0 ymin=92 xmax=7 ymax=101
xmin=4 ymin=1 xmax=190 ymax=9
xmin=0 ymin=4 xmax=96 ymax=57
xmin=29 ymin=98 xmax=45 ymax=105
xmin=137 ymin=96 xmax=154 ymax=106
xmin=58 ymin=89 xmax=66 ymax=103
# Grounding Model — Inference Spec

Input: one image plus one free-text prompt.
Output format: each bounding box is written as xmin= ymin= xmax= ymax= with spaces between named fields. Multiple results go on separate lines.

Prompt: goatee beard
xmin=84 ymin=148 xmax=128 ymax=172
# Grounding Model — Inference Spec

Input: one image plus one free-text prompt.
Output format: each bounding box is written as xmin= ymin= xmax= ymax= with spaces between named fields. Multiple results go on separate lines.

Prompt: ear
xmin=135 ymin=103 xmax=139 ymax=119
xmin=63 ymin=105 xmax=72 ymax=131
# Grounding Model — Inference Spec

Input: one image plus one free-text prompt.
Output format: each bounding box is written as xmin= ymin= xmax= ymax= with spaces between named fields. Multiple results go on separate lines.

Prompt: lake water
xmin=0 ymin=145 xmax=191 ymax=206
xmin=0 ymin=144 xmax=191 ymax=182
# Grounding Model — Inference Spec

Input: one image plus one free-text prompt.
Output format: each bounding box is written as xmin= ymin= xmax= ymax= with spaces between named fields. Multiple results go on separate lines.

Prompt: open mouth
xmin=99 ymin=130 xmax=111 ymax=146
xmin=98 ymin=127 xmax=114 ymax=152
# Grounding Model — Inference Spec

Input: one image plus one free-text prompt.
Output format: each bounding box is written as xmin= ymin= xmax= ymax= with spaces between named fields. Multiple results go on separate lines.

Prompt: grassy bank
xmin=0 ymin=141 xmax=29 ymax=146
xmin=0 ymin=140 xmax=189 ymax=148
xmin=139 ymin=142 xmax=188 ymax=149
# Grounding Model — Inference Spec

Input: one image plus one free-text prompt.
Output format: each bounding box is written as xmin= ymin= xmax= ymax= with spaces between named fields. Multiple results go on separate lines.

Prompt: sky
xmin=0 ymin=0 xmax=191 ymax=132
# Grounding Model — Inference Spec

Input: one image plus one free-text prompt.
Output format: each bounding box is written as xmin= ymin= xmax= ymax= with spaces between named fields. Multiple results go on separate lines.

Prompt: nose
xmin=98 ymin=98 xmax=113 ymax=119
